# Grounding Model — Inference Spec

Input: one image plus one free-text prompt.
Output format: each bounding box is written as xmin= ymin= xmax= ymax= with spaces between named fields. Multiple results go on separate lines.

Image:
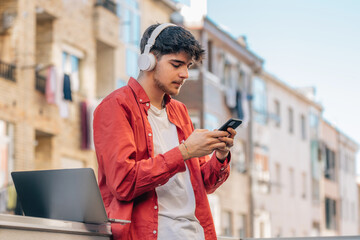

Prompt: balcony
xmin=0 ymin=60 xmax=16 ymax=82
xmin=95 ymin=0 xmax=117 ymax=15
xmin=35 ymin=71 xmax=46 ymax=94
xmin=93 ymin=0 xmax=119 ymax=47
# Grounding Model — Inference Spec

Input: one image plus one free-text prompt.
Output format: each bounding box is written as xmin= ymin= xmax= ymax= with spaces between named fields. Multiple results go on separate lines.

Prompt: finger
xmin=212 ymin=142 xmax=227 ymax=150
xmin=218 ymin=136 xmax=233 ymax=143
xmin=207 ymin=137 xmax=222 ymax=145
xmin=208 ymin=130 xmax=229 ymax=138
xmin=227 ymin=128 xmax=237 ymax=138
xmin=219 ymin=138 xmax=233 ymax=148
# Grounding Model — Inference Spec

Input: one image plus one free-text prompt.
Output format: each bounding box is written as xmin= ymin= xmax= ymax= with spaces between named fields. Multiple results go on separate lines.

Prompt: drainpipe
xmin=247 ymin=74 xmax=254 ymax=237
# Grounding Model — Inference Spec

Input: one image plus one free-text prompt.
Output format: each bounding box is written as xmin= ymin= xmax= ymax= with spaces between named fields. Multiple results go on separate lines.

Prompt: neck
xmin=138 ymin=73 xmax=165 ymax=109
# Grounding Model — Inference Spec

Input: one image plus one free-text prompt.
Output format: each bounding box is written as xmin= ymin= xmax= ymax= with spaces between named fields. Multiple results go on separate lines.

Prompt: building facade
xmin=175 ymin=16 xmax=263 ymax=238
xmin=0 ymin=0 xmax=177 ymax=214
xmin=251 ymin=71 xmax=323 ymax=238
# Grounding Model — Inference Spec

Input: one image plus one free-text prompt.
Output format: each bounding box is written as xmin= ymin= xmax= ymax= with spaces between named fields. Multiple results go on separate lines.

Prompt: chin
xmin=168 ymin=90 xmax=179 ymax=96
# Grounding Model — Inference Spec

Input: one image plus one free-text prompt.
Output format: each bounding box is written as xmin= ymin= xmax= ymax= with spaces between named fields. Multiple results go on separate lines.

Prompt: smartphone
xmin=218 ymin=118 xmax=242 ymax=132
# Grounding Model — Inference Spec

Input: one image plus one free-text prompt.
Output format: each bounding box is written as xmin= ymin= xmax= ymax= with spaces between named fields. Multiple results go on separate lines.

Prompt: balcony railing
xmin=95 ymin=0 xmax=117 ymax=15
xmin=0 ymin=60 xmax=16 ymax=82
xmin=35 ymin=72 xmax=46 ymax=94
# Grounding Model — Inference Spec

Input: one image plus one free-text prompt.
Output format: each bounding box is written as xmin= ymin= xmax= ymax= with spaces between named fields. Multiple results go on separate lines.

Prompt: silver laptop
xmin=11 ymin=168 xmax=130 ymax=225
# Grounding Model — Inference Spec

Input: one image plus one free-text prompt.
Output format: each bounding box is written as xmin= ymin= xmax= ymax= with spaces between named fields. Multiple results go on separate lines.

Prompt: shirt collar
xmin=128 ymin=77 xmax=172 ymax=106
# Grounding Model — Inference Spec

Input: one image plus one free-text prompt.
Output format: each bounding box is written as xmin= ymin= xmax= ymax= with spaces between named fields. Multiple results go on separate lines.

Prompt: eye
xmin=171 ymin=63 xmax=180 ymax=68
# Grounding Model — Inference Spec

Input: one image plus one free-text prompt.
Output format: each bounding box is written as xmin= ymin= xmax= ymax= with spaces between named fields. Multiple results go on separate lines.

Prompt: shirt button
xmin=220 ymin=167 xmax=225 ymax=171
xmin=154 ymin=206 xmax=158 ymax=210
xmin=148 ymin=133 xmax=152 ymax=137
xmin=146 ymin=103 xmax=149 ymax=107
xmin=153 ymin=230 xmax=157 ymax=234
xmin=139 ymin=99 xmax=143 ymax=102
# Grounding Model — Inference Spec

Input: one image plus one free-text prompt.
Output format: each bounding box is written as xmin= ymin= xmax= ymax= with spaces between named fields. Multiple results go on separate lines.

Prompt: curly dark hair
xmin=140 ymin=23 xmax=205 ymax=62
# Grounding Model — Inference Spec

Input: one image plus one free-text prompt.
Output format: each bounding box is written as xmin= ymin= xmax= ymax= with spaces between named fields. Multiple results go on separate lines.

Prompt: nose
xmin=179 ymin=66 xmax=189 ymax=79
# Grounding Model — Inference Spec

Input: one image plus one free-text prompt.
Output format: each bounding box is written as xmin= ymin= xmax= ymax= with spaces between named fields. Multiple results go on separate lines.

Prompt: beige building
xmin=250 ymin=70 xmax=359 ymax=238
xmin=251 ymin=71 xmax=323 ymax=238
xmin=0 ymin=0 xmax=178 ymax=214
xmin=320 ymin=120 xmax=358 ymax=235
xmin=175 ymin=15 xmax=263 ymax=237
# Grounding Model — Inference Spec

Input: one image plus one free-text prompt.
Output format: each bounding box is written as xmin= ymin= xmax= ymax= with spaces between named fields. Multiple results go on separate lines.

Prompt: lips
xmin=172 ymin=80 xmax=184 ymax=86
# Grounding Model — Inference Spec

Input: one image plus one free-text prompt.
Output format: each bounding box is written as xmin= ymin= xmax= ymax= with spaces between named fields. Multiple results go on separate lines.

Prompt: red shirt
xmin=93 ymin=78 xmax=231 ymax=240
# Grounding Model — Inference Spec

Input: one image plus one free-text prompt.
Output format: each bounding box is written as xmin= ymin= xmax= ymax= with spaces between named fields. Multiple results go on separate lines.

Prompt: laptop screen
xmin=11 ymin=168 xmax=109 ymax=224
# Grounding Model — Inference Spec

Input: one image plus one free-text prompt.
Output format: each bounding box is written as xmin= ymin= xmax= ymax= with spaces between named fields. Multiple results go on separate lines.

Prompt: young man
xmin=93 ymin=23 xmax=237 ymax=240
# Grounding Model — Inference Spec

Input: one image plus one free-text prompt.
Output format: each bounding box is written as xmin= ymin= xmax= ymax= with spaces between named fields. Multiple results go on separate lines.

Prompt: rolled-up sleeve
xmin=199 ymin=152 xmax=231 ymax=194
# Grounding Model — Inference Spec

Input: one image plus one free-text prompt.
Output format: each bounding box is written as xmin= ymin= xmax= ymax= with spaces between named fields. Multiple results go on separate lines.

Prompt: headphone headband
xmin=138 ymin=23 xmax=176 ymax=72
xmin=143 ymin=23 xmax=176 ymax=54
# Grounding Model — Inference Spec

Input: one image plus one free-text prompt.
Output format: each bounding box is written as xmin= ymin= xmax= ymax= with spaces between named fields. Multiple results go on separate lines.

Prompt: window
xmin=231 ymin=139 xmax=246 ymax=173
xmin=301 ymin=114 xmax=306 ymax=140
xmin=204 ymin=112 xmax=219 ymax=131
xmin=62 ymin=51 xmax=81 ymax=92
xmin=309 ymin=111 xmax=319 ymax=138
xmin=254 ymin=147 xmax=270 ymax=193
xmin=289 ymin=168 xmax=294 ymax=197
xmin=222 ymin=211 xmax=233 ymax=236
xmin=236 ymin=214 xmax=246 ymax=238
xmin=222 ymin=63 xmax=231 ymax=86
xmin=122 ymin=0 xmax=140 ymax=45
xmin=126 ymin=48 xmax=139 ymax=77
xmin=325 ymin=197 xmax=337 ymax=230
xmin=302 ymin=172 xmax=307 ymax=199
xmin=121 ymin=0 xmax=140 ymax=78
xmin=253 ymin=77 xmax=267 ymax=124
xmin=324 ymin=147 xmax=336 ymax=181
xmin=274 ymin=100 xmax=281 ymax=127
xmin=275 ymin=163 xmax=281 ymax=193
xmin=288 ymin=107 xmax=294 ymax=134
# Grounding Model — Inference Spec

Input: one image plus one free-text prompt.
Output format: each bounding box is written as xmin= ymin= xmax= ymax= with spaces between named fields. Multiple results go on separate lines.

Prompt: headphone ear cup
xmin=138 ymin=54 xmax=151 ymax=71
xmin=147 ymin=53 xmax=156 ymax=71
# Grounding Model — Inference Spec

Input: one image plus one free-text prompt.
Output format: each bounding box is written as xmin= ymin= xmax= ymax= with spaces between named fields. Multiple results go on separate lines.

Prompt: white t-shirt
xmin=147 ymin=104 xmax=205 ymax=240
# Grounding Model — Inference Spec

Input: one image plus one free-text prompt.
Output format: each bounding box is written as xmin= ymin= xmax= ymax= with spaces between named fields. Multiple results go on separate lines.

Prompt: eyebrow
xmin=169 ymin=59 xmax=186 ymax=64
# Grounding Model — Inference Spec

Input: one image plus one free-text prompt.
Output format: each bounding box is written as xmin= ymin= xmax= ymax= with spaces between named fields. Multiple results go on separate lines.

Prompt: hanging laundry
xmin=80 ymin=101 xmax=89 ymax=150
xmin=226 ymin=87 xmax=237 ymax=109
xmin=63 ymin=74 xmax=72 ymax=101
xmin=45 ymin=66 xmax=57 ymax=104
xmin=88 ymin=99 xmax=102 ymax=150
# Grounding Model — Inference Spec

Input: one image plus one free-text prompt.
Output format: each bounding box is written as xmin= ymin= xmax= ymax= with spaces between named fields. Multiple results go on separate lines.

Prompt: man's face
xmin=153 ymin=51 xmax=193 ymax=96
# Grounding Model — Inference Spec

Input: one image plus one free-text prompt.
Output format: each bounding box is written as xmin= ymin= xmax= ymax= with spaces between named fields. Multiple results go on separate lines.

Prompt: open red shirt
xmin=93 ymin=78 xmax=231 ymax=240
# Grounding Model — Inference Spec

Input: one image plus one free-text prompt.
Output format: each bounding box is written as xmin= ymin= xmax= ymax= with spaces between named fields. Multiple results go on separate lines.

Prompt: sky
xmin=177 ymin=0 xmax=360 ymax=172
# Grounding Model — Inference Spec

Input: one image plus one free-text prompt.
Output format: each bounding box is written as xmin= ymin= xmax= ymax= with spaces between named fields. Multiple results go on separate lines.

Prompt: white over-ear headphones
xmin=138 ymin=23 xmax=176 ymax=71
